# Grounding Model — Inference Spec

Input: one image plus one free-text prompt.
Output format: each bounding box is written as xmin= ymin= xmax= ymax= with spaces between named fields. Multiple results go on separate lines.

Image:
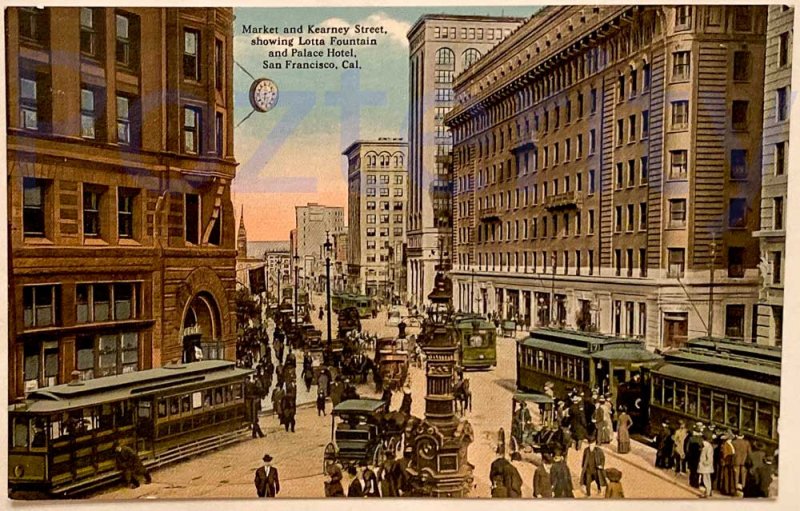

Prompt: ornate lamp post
xmin=293 ymin=254 xmax=300 ymax=324
xmin=407 ymin=258 xmax=474 ymax=497
xmin=323 ymin=231 xmax=333 ymax=347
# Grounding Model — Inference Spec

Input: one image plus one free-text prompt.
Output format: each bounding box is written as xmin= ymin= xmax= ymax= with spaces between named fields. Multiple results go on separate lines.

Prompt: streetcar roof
xmin=454 ymin=317 xmax=494 ymax=330
xmin=513 ymin=391 xmax=554 ymax=404
xmin=591 ymin=346 xmax=662 ymax=363
xmin=663 ymin=350 xmax=781 ymax=378
xmin=651 ymin=363 xmax=780 ymax=403
xmin=10 ymin=361 xmax=253 ymax=414
xmin=333 ymin=399 xmax=387 ymax=414
xmin=518 ymin=337 xmax=590 ymax=357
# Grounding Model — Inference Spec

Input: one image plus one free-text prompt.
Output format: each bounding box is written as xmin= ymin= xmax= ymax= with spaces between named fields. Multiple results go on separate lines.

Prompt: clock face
xmin=249 ymin=78 xmax=279 ymax=112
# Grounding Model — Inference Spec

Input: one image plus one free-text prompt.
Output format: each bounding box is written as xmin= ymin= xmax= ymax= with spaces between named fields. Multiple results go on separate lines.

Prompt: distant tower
xmin=237 ymin=206 xmax=248 ymax=260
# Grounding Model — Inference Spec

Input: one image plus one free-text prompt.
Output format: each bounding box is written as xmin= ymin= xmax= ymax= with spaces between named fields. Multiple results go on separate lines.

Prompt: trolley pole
xmin=708 ymin=235 xmax=717 ymax=338
xmin=324 ymin=232 xmax=333 ymax=346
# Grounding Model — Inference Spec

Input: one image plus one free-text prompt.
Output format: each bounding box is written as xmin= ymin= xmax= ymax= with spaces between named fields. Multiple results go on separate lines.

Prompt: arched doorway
xmin=182 ymin=292 xmax=222 ymax=362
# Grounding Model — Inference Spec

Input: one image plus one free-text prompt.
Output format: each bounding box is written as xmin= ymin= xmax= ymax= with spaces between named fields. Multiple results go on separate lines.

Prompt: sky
xmin=231 ymin=6 xmax=539 ymax=241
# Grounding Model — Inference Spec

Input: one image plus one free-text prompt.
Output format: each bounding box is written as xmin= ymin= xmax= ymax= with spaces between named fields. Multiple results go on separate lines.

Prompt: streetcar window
xmin=233 ymin=384 xmax=243 ymax=400
xmin=99 ymin=404 xmax=114 ymax=430
xmin=674 ymin=382 xmax=686 ymax=412
xmin=31 ymin=418 xmax=47 ymax=448
xmin=214 ymin=387 xmax=223 ymax=404
xmin=686 ymin=384 xmax=698 ymax=416
xmin=203 ymin=389 xmax=213 ymax=407
xmin=116 ymin=402 xmax=133 ymax=426
xmin=181 ymin=395 xmax=191 ymax=413
xmin=741 ymin=399 xmax=755 ymax=433
xmin=652 ymin=376 xmax=663 ymax=405
xmin=157 ymin=399 xmax=168 ymax=418
xmin=712 ymin=393 xmax=725 ymax=425
xmin=50 ymin=416 xmax=62 ymax=440
xmin=193 ymin=391 xmax=203 ymax=409
xmin=699 ymin=389 xmax=711 ymax=420
xmin=664 ymin=380 xmax=675 ymax=409
xmin=727 ymin=398 xmax=740 ymax=431
xmin=224 ymin=386 xmax=233 ymax=402
xmin=12 ymin=417 xmax=30 ymax=449
xmin=169 ymin=397 xmax=180 ymax=415
xmin=756 ymin=404 xmax=773 ymax=438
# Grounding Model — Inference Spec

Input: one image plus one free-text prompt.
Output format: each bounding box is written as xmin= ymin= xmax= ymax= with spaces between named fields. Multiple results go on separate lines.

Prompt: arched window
xmin=435 ymin=47 xmax=455 ymax=67
xmin=462 ymin=48 xmax=481 ymax=68
xmin=379 ymin=153 xmax=390 ymax=167
xmin=393 ymin=153 xmax=404 ymax=168
xmin=367 ymin=154 xmax=377 ymax=167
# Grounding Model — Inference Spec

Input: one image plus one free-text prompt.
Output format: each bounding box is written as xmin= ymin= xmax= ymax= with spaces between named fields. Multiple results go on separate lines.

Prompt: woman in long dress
xmin=616 ymin=406 xmax=633 ymax=454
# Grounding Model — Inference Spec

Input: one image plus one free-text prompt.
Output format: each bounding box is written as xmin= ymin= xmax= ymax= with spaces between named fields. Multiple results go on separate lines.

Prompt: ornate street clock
xmin=248 ymin=78 xmax=279 ymax=113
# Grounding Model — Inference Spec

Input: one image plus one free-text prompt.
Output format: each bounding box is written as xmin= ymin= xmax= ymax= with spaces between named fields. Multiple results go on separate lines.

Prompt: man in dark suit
xmin=347 ymin=463 xmax=367 ymax=497
xmin=580 ymin=436 xmax=606 ymax=496
xmin=254 ymin=454 xmax=280 ymax=497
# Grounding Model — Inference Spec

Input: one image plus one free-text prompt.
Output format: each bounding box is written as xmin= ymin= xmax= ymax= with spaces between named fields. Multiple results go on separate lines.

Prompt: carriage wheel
xmin=372 ymin=443 xmax=385 ymax=467
xmin=323 ymin=442 xmax=336 ymax=474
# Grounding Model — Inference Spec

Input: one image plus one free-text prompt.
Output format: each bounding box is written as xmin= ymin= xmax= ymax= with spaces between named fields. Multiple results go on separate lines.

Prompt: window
xmin=393 ymin=227 xmax=403 ymax=236
xmin=730 ymin=150 xmax=747 ymax=180
xmin=670 ymin=150 xmax=688 ymax=179
xmin=183 ymin=107 xmax=201 ymax=154
xmin=616 ymin=119 xmax=624 ymax=145
xmin=576 ymin=134 xmax=583 ymax=158
xmin=77 ymin=282 xmax=139 ymax=323
xmin=640 ymin=157 xmax=649 ymax=184
xmin=19 ymin=75 xmax=41 ymax=130
xmin=115 ymin=13 xmax=138 ymax=68
xmin=774 ymin=197 xmax=784 ymax=230
xmin=728 ymin=198 xmax=747 ymax=228
xmin=82 ymin=332 xmax=139 ymax=378
xmin=640 ymin=249 xmax=647 ymax=278
xmin=215 ymin=112 xmax=224 ymax=156
xmin=733 ymin=51 xmax=750 ymax=81
xmin=215 ymin=38 xmax=224 ymax=91
xmin=23 ymin=285 xmax=59 ymax=328
xmin=777 ymin=87 xmax=789 ymax=121
xmin=779 ymin=32 xmax=790 ymax=67
xmin=615 ymin=206 xmax=623 ymax=232
xmin=83 ymin=186 xmax=103 ymax=237
xmin=617 ymin=74 xmax=625 ymax=102
xmin=367 ymin=175 xmax=376 ymax=185
xmin=771 ymin=251 xmax=783 ymax=285
xmin=463 ymin=48 xmax=481 ymax=68
xmin=589 ymin=250 xmax=595 ymax=275
xmin=676 ymin=6 xmax=692 ymax=28
xmin=615 ymin=249 xmax=622 ymax=276
xmin=589 ymin=129 xmax=596 ymax=154
xmin=588 ymin=209 xmax=595 ymax=234
xmin=669 ymin=199 xmax=687 ymax=228
xmin=589 ymin=169 xmax=596 ymax=194
xmin=671 ymin=100 xmax=689 ymax=129
xmin=732 ymin=100 xmax=748 ymax=130
xmin=366 ymin=201 xmax=375 ymax=210
xmin=577 ymin=92 xmax=584 ymax=117
xmin=366 ymin=188 xmax=375 ymax=197
xmin=435 ymin=70 xmax=453 ymax=84
xmin=615 ymin=163 xmax=624 ymax=189
xmin=435 ymin=47 xmax=455 ymax=66
xmin=626 ymin=204 xmax=635 ymax=232
xmin=185 ymin=193 xmax=201 ymax=244
xmin=183 ymin=29 xmax=200 ymax=80
xmin=733 ymin=6 xmax=752 ymax=32
xmin=367 ymin=214 xmax=376 ymax=224
xmin=23 ymin=178 xmax=47 ymax=237
xmin=643 ymin=62 xmax=651 ymax=90
xmin=80 ymin=8 xmax=101 ymax=58
xmin=627 ymin=160 xmax=636 ymax=187
xmin=366 ymin=228 xmax=375 ymax=237
xmin=19 ymin=7 xmax=49 ymax=45
xmin=80 ymin=88 xmax=98 ymax=139
xmin=630 ymin=69 xmax=638 ymax=97
xmin=775 ymin=142 xmax=786 ymax=175
xmin=639 ymin=202 xmax=647 ymax=231
xmin=116 ymin=95 xmax=132 ymax=145
xmin=725 ymin=305 xmax=745 ymax=340
xmin=641 ymin=110 xmax=650 ymax=138
xmin=590 ymin=87 xmax=597 ymax=113
xmin=673 ymin=51 xmax=690 ymax=81
xmin=628 ymin=115 xmax=636 ymax=142
xmin=668 ymin=248 xmax=685 ymax=278
xmin=728 ymin=247 xmax=745 ymax=278
xmin=118 ymin=189 xmax=136 ymax=239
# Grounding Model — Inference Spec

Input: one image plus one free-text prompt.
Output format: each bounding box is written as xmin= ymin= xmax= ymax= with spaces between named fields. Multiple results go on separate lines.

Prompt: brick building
xmin=446 ymin=6 xmax=767 ymax=348
xmin=6 ymin=7 xmax=237 ymax=400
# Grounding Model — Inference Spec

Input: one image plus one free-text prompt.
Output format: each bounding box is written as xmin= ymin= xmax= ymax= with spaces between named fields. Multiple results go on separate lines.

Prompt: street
xmin=96 ymin=293 xmax=699 ymax=499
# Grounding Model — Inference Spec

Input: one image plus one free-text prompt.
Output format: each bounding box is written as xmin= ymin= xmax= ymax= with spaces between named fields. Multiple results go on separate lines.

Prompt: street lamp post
xmin=293 ymin=254 xmax=300 ymax=324
xmin=324 ymin=231 xmax=333 ymax=346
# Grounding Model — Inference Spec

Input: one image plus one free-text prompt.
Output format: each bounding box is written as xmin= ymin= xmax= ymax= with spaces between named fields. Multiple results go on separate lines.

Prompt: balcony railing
xmin=479 ymin=206 xmax=500 ymax=221
xmin=544 ymin=191 xmax=582 ymax=210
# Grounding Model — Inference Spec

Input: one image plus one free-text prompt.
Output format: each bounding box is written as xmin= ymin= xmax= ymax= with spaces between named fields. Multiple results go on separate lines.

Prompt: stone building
xmin=446 ymin=6 xmax=767 ymax=348
xmin=406 ymin=14 xmax=526 ymax=308
xmin=6 ymin=7 xmax=237 ymax=400
xmin=344 ymin=138 xmax=408 ymax=299
xmin=754 ymin=5 xmax=792 ymax=346
xmin=294 ymin=203 xmax=345 ymax=290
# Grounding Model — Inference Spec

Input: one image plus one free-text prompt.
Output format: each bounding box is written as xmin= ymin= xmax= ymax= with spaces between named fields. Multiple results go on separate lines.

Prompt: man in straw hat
xmin=254 ymin=454 xmax=280 ymax=497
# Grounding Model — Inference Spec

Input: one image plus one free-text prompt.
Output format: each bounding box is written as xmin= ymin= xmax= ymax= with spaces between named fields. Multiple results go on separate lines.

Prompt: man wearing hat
xmin=580 ymin=435 xmax=606 ymax=496
xmin=113 ymin=441 xmax=151 ymax=489
xmin=550 ymin=447 xmax=574 ymax=498
xmin=732 ymin=431 xmax=751 ymax=491
xmin=254 ymin=454 xmax=280 ymax=497
xmin=399 ymin=385 xmax=413 ymax=415
xmin=686 ymin=425 xmax=705 ymax=488
xmin=751 ymin=454 xmax=776 ymax=497
xmin=569 ymin=396 xmax=588 ymax=451
xmin=347 ymin=461 xmax=369 ymax=497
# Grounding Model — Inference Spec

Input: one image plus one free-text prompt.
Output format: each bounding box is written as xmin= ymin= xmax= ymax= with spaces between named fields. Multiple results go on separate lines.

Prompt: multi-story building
xmin=754 ymin=5 xmax=792 ymax=346
xmin=406 ymin=14 xmax=526 ymax=307
xmin=294 ymin=203 xmax=345 ymax=289
xmin=6 ymin=7 xmax=237 ymax=400
xmin=344 ymin=138 xmax=408 ymax=299
xmin=332 ymin=231 xmax=348 ymax=292
xmin=447 ymin=5 xmax=767 ymax=349
xmin=234 ymin=208 xmax=268 ymax=295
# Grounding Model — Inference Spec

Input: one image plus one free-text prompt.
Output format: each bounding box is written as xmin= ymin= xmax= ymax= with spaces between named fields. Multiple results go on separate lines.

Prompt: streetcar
xmin=374 ymin=337 xmax=409 ymax=391
xmin=645 ymin=337 xmax=780 ymax=452
xmin=8 ymin=360 xmax=253 ymax=498
xmin=516 ymin=328 xmax=661 ymax=431
xmin=454 ymin=315 xmax=497 ymax=370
